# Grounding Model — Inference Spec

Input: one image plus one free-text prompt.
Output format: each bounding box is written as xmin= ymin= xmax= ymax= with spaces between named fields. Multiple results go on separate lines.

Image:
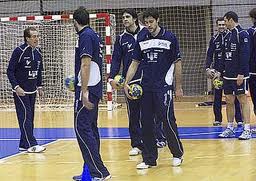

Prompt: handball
xmin=213 ymin=78 xmax=223 ymax=89
xmin=114 ymin=75 xmax=125 ymax=89
xmin=128 ymin=83 xmax=143 ymax=100
xmin=65 ymin=75 xmax=75 ymax=92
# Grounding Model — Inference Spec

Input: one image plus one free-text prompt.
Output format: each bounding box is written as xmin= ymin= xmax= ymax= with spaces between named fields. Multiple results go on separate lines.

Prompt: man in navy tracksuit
xmin=205 ymin=17 xmax=243 ymax=126
xmin=124 ymin=8 xmax=184 ymax=169
xmin=248 ymin=8 xmax=256 ymax=115
xmin=218 ymin=11 xmax=251 ymax=140
xmin=72 ymin=7 xmax=111 ymax=181
xmin=109 ymin=9 xmax=166 ymax=156
xmin=7 ymin=27 xmax=46 ymax=153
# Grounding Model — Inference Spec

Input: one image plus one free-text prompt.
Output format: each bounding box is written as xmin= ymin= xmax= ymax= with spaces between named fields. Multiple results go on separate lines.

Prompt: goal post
xmin=0 ymin=13 xmax=116 ymax=111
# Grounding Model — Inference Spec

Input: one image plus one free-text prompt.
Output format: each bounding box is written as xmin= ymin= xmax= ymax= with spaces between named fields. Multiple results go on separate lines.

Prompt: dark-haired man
xmin=7 ymin=27 xmax=45 ymax=153
xmin=205 ymin=17 xmax=243 ymax=127
xmin=124 ymin=7 xmax=184 ymax=169
xmin=72 ymin=6 xmax=111 ymax=181
xmin=248 ymin=8 xmax=256 ymax=116
xmin=219 ymin=11 xmax=251 ymax=140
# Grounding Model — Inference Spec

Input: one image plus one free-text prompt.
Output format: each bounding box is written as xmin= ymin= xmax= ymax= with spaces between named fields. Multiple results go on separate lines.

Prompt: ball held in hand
xmin=65 ymin=75 xmax=75 ymax=92
xmin=213 ymin=78 xmax=223 ymax=89
xmin=114 ymin=75 xmax=125 ymax=88
xmin=128 ymin=83 xmax=143 ymax=100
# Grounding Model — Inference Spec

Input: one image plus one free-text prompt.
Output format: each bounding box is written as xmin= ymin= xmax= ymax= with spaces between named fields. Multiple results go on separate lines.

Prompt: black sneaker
xmin=72 ymin=174 xmax=82 ymax=181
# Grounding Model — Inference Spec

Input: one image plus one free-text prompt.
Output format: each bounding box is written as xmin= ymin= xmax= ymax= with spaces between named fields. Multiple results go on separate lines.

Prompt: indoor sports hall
xmin=0 ymin=1 xmax=256 ymax=181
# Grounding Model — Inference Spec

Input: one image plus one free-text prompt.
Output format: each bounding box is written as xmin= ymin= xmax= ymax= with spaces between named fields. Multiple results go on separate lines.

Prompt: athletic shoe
xmin=213 ymin=121 xmax=222 ymax=126
xmin=72 ymin=174 xmax=82 ymax=181
xmin=156 ymin=141 xmax=166 ymax=148
xmin=27 ymin=145 xmax=46 ymax=153
xmin=172 ymin=157 xmax=183 ymax=167
xmin=136 ymin=162 xmax=156 ymax=169
xmin=19 ymin=147 xmax=27 ymax=151
xmin=92 ymin=175 xmax=112 ymax=181
xmin=251 ymin=128 xmax=256 ymax=134
xmin=218 ymin=128 xmax=235 ymax=138
xmin=238 ymin=130 xmax=252 ymax=140
xmin=236 ymin=121 xmax=244 ymax=127
xmin=129 ymin=147 xmax=142 ymax=156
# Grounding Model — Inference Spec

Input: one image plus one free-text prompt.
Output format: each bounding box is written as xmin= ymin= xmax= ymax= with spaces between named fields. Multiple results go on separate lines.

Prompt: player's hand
xmin=82 ymin=90 xmax=94 ymax=110
xmin=206 ymin=68 xmax=215 ymax=79
xmin=37 ymin=87 xmax=44 ymax=97
xmin=15 ymin=86 xmax=25 ymax=96
xmin=175 ymin=88 xmax=183 ymax=101
xmin=124 ymin=83 xmax=133 ymax=100
xmin=237 ymin=74 xmax=244 ymax=86
xmin=110 ymin=79 xmax=120 ymax=90
xmin=213 ymin=71 xmax=221 ymax=80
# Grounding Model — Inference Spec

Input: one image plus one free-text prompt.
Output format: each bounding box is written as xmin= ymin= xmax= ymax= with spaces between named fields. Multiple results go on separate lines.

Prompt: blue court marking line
xmin=1 ymin=127 xmax=255 ymax=139
xmin=0 ymin=127 xmax=255 ymax=159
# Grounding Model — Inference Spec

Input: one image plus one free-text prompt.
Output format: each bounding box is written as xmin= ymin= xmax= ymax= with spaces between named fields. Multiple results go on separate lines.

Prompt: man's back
xmin=75 ymin=27 xmax=103 ymax=98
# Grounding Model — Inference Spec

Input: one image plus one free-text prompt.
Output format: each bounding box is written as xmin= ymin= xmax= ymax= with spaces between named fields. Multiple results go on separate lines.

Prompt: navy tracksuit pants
xmin=213 ymin=88 xmax=242 ymax=122
xmin=125 ymin=97 xmax=143 ymax=150
xmin=249 ymin=76 xmax=256 ymax=114
xmin=74 ymin=89 xmax=109 ymax=178
xmin=140 ymin=89 xmax=183 ymax=165
xmin=13 ymin=93 xmax=38 ymax=149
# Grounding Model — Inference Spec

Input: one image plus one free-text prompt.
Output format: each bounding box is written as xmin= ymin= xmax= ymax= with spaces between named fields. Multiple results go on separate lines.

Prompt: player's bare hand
xmin=16 ymin=87 xmax=25 ymax=96
xmin=237 ymin=74 xmax=244 ymax=86
xmin=124 ymin=83 xmax=133 ymax=100
xmin=82 ymin=90 xmax=94 ymax=110
xmin=110 ymin=80 xmax=120 ymax=90
xmin=206 ymin=69 xmax=215 ymax=79
xmin=175 ymin=88 xmax=183 ymax=101
xmin=37 ymin=87 xmax=44 ymax=97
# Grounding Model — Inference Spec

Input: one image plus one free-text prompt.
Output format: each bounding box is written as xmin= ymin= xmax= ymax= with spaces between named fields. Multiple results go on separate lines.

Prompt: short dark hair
xmin=249 ymin=8 xmax=256 ymax=20
xmin=216 ymin=17 xmax=224 ymax=24
xmin=24 ymin=27 xmax=37 ymax=42
xmin=143 ymin=7 xmax=159 ymax=20
xmin=224 ymin=11 xmax=238 ymax=23
xmin=73 ymin=6 xmax=90 ymax=26
xmin=121 ymin=8 xmax=138 ymax=25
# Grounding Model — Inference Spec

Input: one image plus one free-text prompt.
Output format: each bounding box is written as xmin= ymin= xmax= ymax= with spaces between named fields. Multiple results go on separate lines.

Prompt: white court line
xmin=0 ymin=138 xmax=56 ymax=141
xmin=0 ymin=139 xmax=59 ymax=162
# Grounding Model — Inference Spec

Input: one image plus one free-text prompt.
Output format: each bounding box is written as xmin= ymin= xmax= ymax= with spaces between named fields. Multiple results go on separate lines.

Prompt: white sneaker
xmin=19 ymin=147 xmax=27 ymax=151
xmin=238 ymin=130 xmax=252 ymax=140
xmin=218 ymin=128 xmax=235 ymax=138
xmin=172 ymin=157 xmax=183 ymax=167
xmin=251 ymin=128 xmax=256 ymax=134
xmin=92 ymin=174 xmax=112 ymax=181
xmin=129 ymin=147 xmax=142 ymax=156
xmin=27 ymin=145 xmax=46 ymax=153
xmin=136 ymin=162 xmax=152 ymax=169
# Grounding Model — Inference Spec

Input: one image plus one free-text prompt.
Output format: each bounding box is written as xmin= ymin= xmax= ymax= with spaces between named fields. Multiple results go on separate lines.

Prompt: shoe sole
xmin=19 ymin=148 xmax=27 ymax=151
xmin=27 ymin=147 xmax=46 ymax=153
xmin=172 ymin=159 xmax=183 ymax=167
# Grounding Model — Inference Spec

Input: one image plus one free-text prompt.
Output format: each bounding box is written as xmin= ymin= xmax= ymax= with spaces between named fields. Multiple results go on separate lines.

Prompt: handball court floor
xmin=0 ymin=101 xmax=256 ymax=181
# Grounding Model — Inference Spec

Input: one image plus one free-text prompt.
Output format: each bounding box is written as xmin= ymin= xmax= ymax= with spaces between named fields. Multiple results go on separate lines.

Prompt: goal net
xmin=0 ymin=13 xmax=116 ymax=110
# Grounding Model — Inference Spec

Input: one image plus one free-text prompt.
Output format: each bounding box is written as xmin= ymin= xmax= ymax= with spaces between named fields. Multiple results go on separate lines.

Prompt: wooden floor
xmin=0 ymin=101 xmax=256 ymax=181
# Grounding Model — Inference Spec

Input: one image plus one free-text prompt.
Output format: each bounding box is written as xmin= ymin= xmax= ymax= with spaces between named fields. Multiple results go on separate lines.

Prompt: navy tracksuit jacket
xmin=7 ymin=42 xmax=43 ymax=149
